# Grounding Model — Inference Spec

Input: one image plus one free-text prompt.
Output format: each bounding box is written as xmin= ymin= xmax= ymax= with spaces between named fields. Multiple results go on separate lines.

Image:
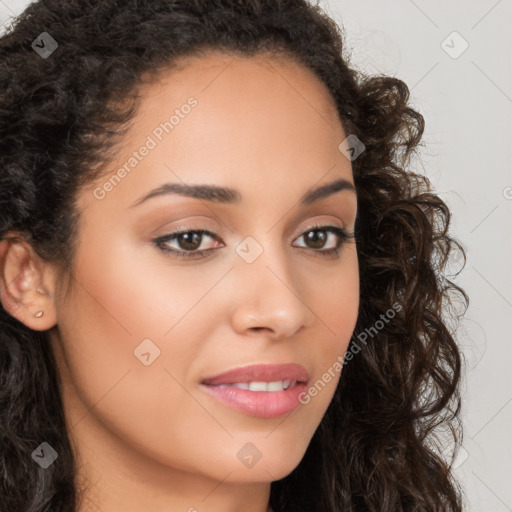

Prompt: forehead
xmin=132 ymin=50 xmax=343 ymax=145
xmin=145 ymin=49 xmax=339 ymax=114
xmin=81 ymin=51 xmax=353 ymax=213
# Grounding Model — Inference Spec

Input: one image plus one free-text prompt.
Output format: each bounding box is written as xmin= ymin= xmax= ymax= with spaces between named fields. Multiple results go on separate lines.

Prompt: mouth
xmin=200 ymin=363 xmax=310 ymax=418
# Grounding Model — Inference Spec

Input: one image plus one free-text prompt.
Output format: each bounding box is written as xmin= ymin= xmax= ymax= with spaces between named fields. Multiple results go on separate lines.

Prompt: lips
xmin=201 ymin=363 xmax=310 ymax=386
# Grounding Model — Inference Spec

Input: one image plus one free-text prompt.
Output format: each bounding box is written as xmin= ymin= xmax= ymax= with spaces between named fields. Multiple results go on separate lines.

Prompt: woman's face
xmin=50 ymin=52 xmax=359 ymax=495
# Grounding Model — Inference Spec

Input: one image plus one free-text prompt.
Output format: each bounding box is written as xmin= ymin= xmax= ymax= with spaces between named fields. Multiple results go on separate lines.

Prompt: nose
xmin=229 ymin=243 xmax=315 ymax=340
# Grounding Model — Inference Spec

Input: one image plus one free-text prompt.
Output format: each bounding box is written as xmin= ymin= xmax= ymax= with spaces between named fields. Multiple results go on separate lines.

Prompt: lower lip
xmin=200 ymin=382 xmax=308 ymax=418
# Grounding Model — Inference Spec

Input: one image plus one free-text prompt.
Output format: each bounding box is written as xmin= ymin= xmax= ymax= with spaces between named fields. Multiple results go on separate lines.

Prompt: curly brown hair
xmin=0 ymin=0 xmax=468 ymax=511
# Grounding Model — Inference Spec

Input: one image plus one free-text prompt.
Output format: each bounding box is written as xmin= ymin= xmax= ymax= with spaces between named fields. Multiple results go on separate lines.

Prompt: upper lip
xmin=201 ymin=363 xmax=310 ymax=386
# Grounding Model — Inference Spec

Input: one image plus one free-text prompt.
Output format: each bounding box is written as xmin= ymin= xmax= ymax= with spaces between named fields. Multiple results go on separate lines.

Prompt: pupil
xmin=306 ymin=230 xmax=326 ymax=249
xmin=179 ymin=232 xmax=201 ymax=250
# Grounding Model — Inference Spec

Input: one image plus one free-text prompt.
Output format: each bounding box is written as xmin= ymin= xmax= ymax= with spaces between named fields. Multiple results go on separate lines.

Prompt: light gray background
xmin=1 ymin=0 xmax=511 ymax=510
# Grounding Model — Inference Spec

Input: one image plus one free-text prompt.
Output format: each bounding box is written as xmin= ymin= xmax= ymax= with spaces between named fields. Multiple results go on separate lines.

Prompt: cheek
xmin=314 ymin=246 xmax=360 ymax=348
xmin=61 ymin=230 xmax=220 ymax=349
xmin=54 ymin=230 xmax=236 ymax=402
xmin=53 ymin=239 xmax=234 ymax=472
xmin=301 ymin=248 xmax=359 ymax=402
xmin=53 ymin=232 xmax=208 ymax=414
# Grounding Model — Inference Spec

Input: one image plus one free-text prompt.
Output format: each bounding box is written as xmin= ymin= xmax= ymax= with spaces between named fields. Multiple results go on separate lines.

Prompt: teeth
xmin=249 ymin=381 xmax=268 ymax=391
xmin=224 ymin=380 xmax=296 ymax=391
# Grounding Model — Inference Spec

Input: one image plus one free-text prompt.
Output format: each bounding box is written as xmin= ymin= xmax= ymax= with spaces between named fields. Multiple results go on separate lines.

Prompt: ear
xmin=0 ymin=232 xmax=58 ymax=331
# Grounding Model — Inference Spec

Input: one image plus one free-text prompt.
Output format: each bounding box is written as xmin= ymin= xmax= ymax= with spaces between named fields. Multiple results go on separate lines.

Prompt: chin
xmin=223 ymin=440 xmax=310 ymax=483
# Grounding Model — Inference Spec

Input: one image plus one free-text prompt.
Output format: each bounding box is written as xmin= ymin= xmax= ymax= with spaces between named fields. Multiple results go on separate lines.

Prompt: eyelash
xmin=153 ymin=223 xmax=355 ymax=260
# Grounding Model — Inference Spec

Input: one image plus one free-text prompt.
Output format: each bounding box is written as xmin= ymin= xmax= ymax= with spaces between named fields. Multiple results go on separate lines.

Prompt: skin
xmin=0 ymin=52 xmax=359 ymax=512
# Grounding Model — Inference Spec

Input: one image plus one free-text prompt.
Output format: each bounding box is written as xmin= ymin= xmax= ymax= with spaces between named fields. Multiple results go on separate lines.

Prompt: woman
xmin=0 ymin=1 xmax=468 ymax=511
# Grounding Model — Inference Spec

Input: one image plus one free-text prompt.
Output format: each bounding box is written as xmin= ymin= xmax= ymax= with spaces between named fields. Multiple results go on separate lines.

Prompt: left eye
xmin=153 ymin=225 xmax=352 ymax=260
xmin=293 ymin=227 xmax=344 ymax=251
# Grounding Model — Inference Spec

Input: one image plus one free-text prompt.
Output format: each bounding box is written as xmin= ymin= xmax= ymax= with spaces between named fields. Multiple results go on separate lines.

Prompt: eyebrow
xmin=130 ymin=177 xmax=356 ymax=208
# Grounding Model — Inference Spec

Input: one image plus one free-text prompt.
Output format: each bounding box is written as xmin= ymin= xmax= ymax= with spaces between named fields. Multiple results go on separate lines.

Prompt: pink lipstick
xmin=200 ymin=363 xmax=309 ymax=418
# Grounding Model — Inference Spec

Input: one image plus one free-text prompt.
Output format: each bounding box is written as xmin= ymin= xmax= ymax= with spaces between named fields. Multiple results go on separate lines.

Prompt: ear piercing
xmin=35 ymin=287 xmax=45 ymax=317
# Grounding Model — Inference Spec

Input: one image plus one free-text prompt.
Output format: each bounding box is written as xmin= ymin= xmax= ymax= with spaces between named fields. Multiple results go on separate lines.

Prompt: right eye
xmin=153 ymin=228 xmax=223 ymax=259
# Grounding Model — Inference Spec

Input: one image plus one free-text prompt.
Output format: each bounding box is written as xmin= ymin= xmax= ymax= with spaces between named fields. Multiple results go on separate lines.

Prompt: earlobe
xmin=0 ymin=236 xmax=58 ymax=331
